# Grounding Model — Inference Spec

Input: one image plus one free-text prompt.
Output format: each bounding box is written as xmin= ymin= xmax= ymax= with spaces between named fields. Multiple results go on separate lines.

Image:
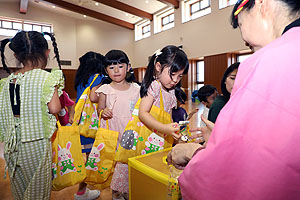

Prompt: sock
xmin=77 ymin=188 xmax=86 ymax=195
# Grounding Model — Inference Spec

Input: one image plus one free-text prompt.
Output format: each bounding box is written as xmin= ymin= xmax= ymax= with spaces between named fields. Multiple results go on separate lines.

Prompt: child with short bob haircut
xmin=95 ymin=50 xmax=140 ymax=200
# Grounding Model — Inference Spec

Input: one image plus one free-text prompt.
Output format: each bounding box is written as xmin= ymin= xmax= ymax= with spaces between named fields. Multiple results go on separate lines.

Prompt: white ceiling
xmin=31 ymin=0 xmax=169 ymax=24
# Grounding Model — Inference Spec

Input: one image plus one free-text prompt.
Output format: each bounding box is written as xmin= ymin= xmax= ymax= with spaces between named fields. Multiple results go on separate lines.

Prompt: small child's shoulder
xmin=96 ymin=84 xmax=113 ymax=94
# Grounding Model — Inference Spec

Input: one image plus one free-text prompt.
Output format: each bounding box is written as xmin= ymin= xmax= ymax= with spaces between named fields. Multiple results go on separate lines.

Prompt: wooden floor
xmin=0 ymin=100 xmax=202 ymax=200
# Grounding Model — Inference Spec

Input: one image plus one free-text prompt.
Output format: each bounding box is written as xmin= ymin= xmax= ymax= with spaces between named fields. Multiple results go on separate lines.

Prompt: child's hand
xmin=68 ymin=118 xmax=74 ymax=124
xmin=164 ymin=123 xmax=181 ymax=140
xmin=101 ymin=108 xmax=113 ymax=120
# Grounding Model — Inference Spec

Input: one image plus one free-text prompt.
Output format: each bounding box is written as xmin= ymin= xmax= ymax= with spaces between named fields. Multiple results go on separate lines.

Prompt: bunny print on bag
xmin=86 ymin=143 xmax=105 ymax=171
xmin=141 ymin=132 xmax=164 ymax=155
xmin=58 ymin=142 xmax=77 ymax=176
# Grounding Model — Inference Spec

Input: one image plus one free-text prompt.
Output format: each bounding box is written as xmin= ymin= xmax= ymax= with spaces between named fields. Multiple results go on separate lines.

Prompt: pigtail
xmin=43 ymin=32 xmax=61 ymax=69
xmin=0 ymin=39 xmax=11 ymax=74
xmin=140 ymin=54 xmax=157 ymax=98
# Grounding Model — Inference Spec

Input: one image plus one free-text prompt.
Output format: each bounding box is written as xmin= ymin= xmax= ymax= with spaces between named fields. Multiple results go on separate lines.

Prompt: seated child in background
xmin=58 ymin=90 xmax=75 ymax=126
xmin=197 ymin=85 xmax=218 ymax=127
xmin=172 ymin=88 xmax=199 ymax=123
xmin=197 ymin=84 xmax=218 ymax=108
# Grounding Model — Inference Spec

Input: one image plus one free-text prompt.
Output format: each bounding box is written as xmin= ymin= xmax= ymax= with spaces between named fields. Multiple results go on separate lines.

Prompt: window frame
xmin=0 ymin=16 xmax=53 ymax=37
xmin=190 ymin=0 xmax=210 ymax=16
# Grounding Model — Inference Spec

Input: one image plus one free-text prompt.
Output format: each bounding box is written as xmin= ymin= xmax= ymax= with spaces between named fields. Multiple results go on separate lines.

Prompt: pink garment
xmin=58 ymin=91 xmax=74 ymax=126
xmin=148 ymin=80 xmax=176 ymax=114
xmin=179 ymin=27 xmax=300 ymax=200
xmin=95 ymin=83 xmax=140 ymax=193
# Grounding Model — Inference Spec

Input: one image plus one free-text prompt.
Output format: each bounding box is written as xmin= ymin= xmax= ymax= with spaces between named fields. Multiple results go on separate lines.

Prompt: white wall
xmin=133 ymin=1 xmax=246 ymax=67
xmin=0 ymin=1 xmax=134 ymax=69
xmin=0 ymin=1 xmax=247 ymax=70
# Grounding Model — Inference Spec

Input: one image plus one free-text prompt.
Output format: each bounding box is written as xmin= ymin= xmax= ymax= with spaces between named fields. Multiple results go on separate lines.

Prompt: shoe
xmin=74 ymin=188 xmax=100 ymax=200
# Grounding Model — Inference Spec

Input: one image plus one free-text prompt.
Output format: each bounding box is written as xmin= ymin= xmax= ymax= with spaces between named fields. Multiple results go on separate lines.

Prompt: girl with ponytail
xmin=0 ymin=31 xmax=64 ymax=199
xmin=139 ymin=45 xmax=189 ymax=140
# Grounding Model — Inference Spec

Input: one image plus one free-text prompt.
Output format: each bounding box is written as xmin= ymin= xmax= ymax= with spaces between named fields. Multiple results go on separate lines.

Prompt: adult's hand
xmin=167 ymin=143 xmax=203 ymax=170
xmin=190 ymin=115 xmax=215 ymax=144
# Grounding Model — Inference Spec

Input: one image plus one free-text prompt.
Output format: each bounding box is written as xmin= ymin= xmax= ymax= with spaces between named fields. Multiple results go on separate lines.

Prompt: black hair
xmin=197 ymin=84 xmax=217 ymax=103
xmin=221 ymin=62 xmax=240 ymax=100
xmin=140 ymin=45 xmax=189 ymax=98
xmin=0 ymin=31 xmax=61 ymax=74
xmin=231 ymin=0 xmax=300 ymax=29
xmin=175 ymin=88 xmax=187 ymax=104
xmin=103 ymin=49 xmax=136 ymax=84
xmin=74 ymin=51 xmax=105 ymax=91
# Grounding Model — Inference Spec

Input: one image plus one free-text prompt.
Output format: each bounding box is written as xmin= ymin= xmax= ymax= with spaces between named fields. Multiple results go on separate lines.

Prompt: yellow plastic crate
xmin=128 ymin=148 xmax=172 ymax=200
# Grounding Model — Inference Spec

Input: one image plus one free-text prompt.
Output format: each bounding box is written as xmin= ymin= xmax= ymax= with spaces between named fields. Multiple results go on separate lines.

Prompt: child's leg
xmin=111 ymin=162 xmax=129 ymax=200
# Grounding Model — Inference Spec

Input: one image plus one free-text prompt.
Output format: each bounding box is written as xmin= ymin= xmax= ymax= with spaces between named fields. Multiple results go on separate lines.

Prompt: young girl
xmin=0 ymin=31 xmax=63 ymax=199
xmin=96 ymin=50 xmax=139 ymax=200
xmin=74 ymin=51 xmax=105 ymax=200
xmin=139 ymin=45 xmax=189 ymax=141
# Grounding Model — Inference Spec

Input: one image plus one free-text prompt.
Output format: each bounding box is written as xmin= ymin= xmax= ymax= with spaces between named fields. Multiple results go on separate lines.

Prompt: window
xmin=161 ymin=13 xmax=174 ymax=31
xmin=219 ymin=0 xmax=238 ymax=9
xmin=196 ymin=60 xmax=205 ymax=90
xmin=237 ymin=53 xmax=252 ymax=62
xmin=135 ymin=20 xmax=151 ymax=41
xmin=142 ymin=24 xmax=150 ymax=36
xmin=182 ymin=0 xmax=211 ymax=23
xmin=0 ymin=16 xmax=52 ymax=38
xmin=154 ymin=8 xmax=174 ymax=34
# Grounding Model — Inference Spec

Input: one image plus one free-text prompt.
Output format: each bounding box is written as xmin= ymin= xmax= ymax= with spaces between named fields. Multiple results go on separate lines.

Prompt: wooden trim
xmin=44 ymin=0 xmax=134 ymax=30
xmin=157 ymin=0 xmax=179 ymax=9
xmin=20 ymin=0 xmax=29 ymax=14
xmin=94 ymin=0 xmax=153 ymax=21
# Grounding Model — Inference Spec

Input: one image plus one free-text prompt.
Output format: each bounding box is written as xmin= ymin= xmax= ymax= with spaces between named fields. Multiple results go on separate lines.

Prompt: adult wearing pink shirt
xmin=167 ymin=0 xmax=300 ymax=199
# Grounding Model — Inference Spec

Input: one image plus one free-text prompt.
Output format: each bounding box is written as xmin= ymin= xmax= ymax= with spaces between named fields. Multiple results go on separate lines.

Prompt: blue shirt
xmin=75 ymin=74 xmax=103 ymax=103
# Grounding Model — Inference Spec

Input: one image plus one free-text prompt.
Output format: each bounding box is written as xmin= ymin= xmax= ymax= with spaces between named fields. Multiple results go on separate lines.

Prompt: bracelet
xmin=192 ymin=146 xmax=205 ymax=158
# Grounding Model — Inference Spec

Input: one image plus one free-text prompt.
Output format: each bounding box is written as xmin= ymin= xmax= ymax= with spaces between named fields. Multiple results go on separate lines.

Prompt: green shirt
xmin=208 ymin=95 xmax=228 ymax=123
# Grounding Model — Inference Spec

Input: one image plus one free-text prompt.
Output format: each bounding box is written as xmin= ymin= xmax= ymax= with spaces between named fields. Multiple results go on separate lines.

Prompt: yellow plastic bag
xmin=115 ymin=89 xmax=174 ymax=163
xmin=74 ymin=74 xmax=99 ymax=138
xmin=85 ymin=120 xmax=119 ymax=186
xmin=51 ymin=121 xmax=87 ymax=191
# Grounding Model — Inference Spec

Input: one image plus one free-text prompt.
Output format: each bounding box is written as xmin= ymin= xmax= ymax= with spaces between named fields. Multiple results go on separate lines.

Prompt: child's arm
xmin=186 ymin=108 xmax=199 ymax=120
xmin=90 ymin=85 xmax=101 ymax=103
xmin=67 ymin=105 xmax=75 ymax=124
xmin=48 ymin=87 xmax=61 ymax=114
xmin=97 ymin=92 xmax=113 ymax=120
xmin=139 ymin=95 xmax=180 ymax=140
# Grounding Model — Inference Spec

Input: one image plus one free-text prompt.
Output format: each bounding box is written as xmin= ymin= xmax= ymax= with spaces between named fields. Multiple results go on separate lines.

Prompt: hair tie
xmin=234 ymin=0 xmax=250 ymax=18
xmin=41 ymin=32 xmax=45 ymax=36
xmin=154 ymin=49 xmax=162 ymax=57
xmin=9 ymin=38 xmax=12 ymax=42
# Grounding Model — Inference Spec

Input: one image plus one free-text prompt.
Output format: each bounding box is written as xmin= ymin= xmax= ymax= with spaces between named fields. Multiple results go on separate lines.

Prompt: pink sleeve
xmin=95 ymin=84 xmax=111 ymax=95
xmin=63 ymin=91 xmax=75 ymax=106
xmin=147 ymin=81 xmax=160 ymax=99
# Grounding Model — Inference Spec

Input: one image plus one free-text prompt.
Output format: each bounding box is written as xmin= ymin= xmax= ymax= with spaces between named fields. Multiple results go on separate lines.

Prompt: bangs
xmin=104 ymin=50 xmax=129 ymax=66
xmin=169 ymin=51 xmax=189 ymax=74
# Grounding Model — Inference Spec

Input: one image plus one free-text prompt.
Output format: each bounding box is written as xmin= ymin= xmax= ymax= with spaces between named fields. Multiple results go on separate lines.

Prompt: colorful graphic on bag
xmin=80 ymin=111 xmax=89 ymax=124
xmin=89 ymin=104 xmax=99 ymax=129
xmin=120 ymin=130 xmax=143 ymax=150
xmin=141 ymin=133 xmax=164 ymax=155
xmin=86 ymin=143 xmax=105 ymax=171
xmin=58 ymin=142 xmax=77 ymax=176
xmin=52 ymin=151 xmax=57 ymax=179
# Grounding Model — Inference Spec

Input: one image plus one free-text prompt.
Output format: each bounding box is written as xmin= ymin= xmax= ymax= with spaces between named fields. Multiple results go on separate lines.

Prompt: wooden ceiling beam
xmin=44 ymin=0 xmax=134 ymax=30
xmin=20 ymin=0 xmax=29 ymax=14
xmin=157 ymin=0 xmax=179 ymax=9
xmin=94 ymin=0 xmax=153 ymax=21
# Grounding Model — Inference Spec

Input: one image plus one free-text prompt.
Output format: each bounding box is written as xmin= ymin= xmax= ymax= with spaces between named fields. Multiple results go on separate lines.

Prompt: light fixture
xmin=83 ymin=15 xmax=87 ymax=18
xmin=125 ymin=13 xmax=129 ymax=16
xmin=52 ymin=5 xmax=56 ymax=8
xmin=95 ymin=2 xmax=99 ymax=6
xmin=145 ymin=0 xmax=149 ymax=3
